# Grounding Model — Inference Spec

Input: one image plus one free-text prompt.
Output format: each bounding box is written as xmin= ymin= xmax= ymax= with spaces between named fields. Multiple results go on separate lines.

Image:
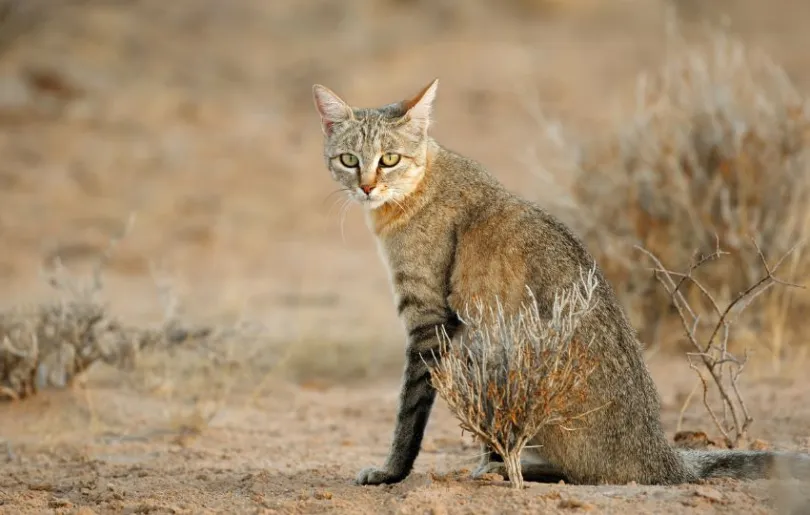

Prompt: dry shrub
xmin=641 ymin=237 xmax=803 ymax=447
xmin=0 ymin=261 xmax=215 ymax=401
xmin=570 ymin=30 xmax=810 ymax=356
xmin=1 ymin=266 xmax=142 ymax=400
xmin=0 ymin=217 xmax=215 ymax=402
xmin=428 ymin=268 xmax=600 ymax=489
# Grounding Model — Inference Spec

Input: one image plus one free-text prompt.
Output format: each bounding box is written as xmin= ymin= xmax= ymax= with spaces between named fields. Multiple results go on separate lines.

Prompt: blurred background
xmin=0 ymin=0 xmax=808 ymax=382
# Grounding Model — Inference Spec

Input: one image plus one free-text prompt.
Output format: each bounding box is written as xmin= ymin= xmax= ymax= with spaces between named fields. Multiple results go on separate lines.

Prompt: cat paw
xmin=471 ymin=461 xmax=506 ymax=479
xmin=355 ymin=466 xmax=401 ymax=485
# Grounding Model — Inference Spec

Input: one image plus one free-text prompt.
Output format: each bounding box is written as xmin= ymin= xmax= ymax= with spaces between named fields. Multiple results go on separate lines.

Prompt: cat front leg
xmin=356 ymin=315 xmax=458 ymax=485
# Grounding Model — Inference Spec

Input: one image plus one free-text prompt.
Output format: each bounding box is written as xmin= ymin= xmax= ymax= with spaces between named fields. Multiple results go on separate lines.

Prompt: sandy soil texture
xmin=1 ymin=0 xmax=810 ymax=513
xmin=1 ymin=358 xmax=810 ymax=514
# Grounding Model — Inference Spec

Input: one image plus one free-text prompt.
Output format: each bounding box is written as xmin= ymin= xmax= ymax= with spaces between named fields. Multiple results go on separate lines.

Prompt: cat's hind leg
xmin=471 ymin=444 xmax=568 ymax=483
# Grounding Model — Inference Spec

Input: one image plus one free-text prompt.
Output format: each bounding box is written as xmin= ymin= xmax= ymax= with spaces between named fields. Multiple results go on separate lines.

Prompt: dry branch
xmin=427 ymin=268 xmax=600 ymax=489
xmin=639 ymin=237 xmax=804 ymax=447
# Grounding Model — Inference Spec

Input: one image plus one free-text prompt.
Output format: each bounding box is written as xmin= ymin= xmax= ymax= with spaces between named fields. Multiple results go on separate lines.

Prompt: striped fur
xmin=681 ymin=450 xmax=810 ymax=480
xmin=312 ymin=79 xmax=810 ymax=486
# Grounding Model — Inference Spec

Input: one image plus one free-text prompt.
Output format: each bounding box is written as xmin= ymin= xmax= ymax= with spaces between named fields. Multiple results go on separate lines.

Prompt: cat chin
xmin=364 ymin=198 xmax=388 ymax=210
xmin=351 ymin=191 xmax=396 ymax=210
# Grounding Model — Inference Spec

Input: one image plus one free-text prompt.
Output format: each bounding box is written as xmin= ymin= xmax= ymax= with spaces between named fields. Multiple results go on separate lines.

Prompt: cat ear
xmin=312 ymin=84 xmax=353 ymax=135
xmin=401 ymin=78 xmax=438 ymax=133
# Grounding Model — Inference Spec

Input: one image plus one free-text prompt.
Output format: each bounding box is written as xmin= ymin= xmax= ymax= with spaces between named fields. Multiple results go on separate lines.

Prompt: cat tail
xmin=679 ymin=449 xmax=810 ymax=480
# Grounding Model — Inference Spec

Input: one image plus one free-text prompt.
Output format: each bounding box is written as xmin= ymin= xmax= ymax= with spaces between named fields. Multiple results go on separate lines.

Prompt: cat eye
xmin=339 ymin=153 xmax=359 ymax=167
xmin=379 ymin=153 xmax=401 ymax=168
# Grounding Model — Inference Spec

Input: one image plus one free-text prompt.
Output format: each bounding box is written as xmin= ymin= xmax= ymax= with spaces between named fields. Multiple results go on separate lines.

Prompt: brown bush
xmin=428 ymin=269 xmax=600 ymax=489
xmin=569 ymin=31 xmax=810 ymax=358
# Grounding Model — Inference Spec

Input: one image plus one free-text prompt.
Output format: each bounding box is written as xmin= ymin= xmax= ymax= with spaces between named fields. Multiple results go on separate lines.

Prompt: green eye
xmin=380 ymin=153 xmax=401 ymax=167
xmin=339 ymin=153 xmax=359 ymax=167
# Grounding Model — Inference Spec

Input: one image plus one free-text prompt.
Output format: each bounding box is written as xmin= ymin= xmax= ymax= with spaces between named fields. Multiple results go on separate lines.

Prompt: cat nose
xmin=360 ymin=184 xmax=374 ymax=195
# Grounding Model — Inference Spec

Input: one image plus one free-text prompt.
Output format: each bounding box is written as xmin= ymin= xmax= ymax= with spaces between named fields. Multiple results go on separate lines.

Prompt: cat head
xmin=312 ymin=79 xmax=438 ymax=209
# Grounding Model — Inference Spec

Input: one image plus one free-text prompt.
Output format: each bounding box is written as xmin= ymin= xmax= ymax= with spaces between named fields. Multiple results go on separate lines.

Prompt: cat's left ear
xmin=313 ymin=84 xmax=353 ymax=135
xmin=401 ymin=78 xmax=438 ymax=133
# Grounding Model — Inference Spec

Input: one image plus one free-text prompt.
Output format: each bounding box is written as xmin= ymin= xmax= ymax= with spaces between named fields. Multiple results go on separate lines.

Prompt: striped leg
xmin=356 ymin=317 xmax=458 ymax=485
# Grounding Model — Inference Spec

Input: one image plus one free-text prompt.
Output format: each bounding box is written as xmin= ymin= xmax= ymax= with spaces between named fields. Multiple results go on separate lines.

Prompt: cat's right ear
xmin=312 ymin=84 xmax=353 ymax=136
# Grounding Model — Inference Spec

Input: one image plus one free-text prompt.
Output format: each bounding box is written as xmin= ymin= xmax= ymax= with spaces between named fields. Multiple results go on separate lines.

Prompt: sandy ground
xmin=1 ymin=0 xmax=810 ymax=513
xmin=1 ymin=357 xmax=810 ymax=514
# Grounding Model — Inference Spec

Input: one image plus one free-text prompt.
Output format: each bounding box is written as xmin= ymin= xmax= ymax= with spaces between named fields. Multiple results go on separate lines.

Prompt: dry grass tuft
xmin=1 ymin=293 xmax=125 ymax=401
xmin=0 ymin=217 xmax=217 ymax=402
xmin=568 ymin=29 xmax=810 ymax=357
xmin=0 ymin=266 xmax=214 ymax=402
xmin=428 ymin=268 xmax=600 ymax=489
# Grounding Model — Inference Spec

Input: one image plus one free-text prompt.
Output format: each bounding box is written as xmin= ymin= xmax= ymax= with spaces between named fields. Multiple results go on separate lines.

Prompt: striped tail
xmin=679 ymin=449 xmax=810 ymax=480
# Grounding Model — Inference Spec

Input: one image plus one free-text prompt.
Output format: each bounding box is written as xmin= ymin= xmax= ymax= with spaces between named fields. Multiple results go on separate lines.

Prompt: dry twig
xmin=638 ymin=236 xmax=804 ymax=447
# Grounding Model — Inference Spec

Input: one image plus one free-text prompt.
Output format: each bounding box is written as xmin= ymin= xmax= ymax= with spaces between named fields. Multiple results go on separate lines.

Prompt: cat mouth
xmin=355 ymin=188 xmax=383 ymax=204
xmin=354 ymin=193 xmax=388 ymax=209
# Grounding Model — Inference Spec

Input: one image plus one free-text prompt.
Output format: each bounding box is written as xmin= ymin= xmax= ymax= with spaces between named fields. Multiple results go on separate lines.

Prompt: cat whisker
xmin=323 ymin=188 xmax=354 ymax=212
xmin=338 ymin=196 xmax=353 ymax=244
xmin=328 ymin=192 xmax=353 ymax=217
xmin=389 ymin=197 xmax=408 ymax=215
xmin=388 ymin=188 xmax=414 ymax=217
xmin=327 ymin=197 xmax=344 ymax=216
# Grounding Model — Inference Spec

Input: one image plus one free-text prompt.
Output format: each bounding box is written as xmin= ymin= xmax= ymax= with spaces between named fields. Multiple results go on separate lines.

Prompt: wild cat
xmin=311 ymin=78 xmax=810 ymax=486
